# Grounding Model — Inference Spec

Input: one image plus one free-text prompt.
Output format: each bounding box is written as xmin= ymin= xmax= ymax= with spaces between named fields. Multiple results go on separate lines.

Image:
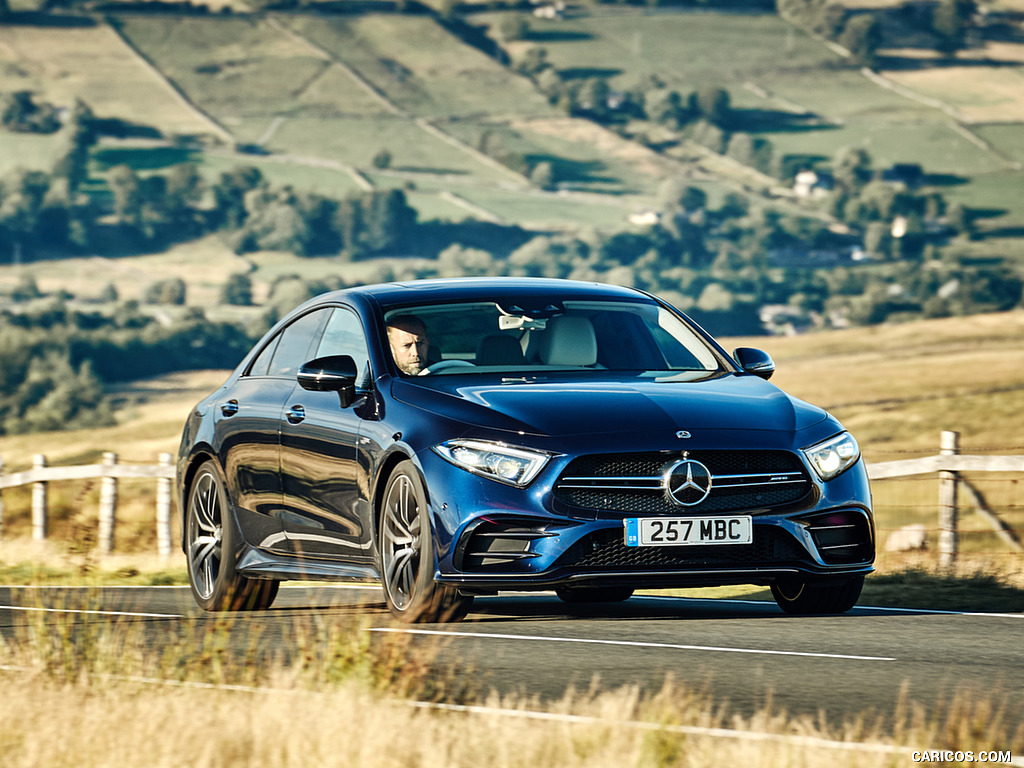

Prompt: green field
xmin=0 ymin=132 xmax=65 ymax=175
xmin=760 ymin=120 xmax=1006 ymax=175
xmin=491 ymin=11 xmax=840 ymax=93
xmin=975 ymin=123 xmax=1024 ymax=165
xmin=283 ymin=14 xmax=556 ymax=119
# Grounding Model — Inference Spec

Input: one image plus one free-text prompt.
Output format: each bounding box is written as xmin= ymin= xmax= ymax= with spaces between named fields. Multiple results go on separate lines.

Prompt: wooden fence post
xmin=157 ymin=453 xmax=173 ymax=558
xmin=938 ymin=430 xmax=960 ymax=570
xmin=32 ymin=454 xmax=48 ymax=540
xmin=99 ymin=452 xmax=118 ymax=555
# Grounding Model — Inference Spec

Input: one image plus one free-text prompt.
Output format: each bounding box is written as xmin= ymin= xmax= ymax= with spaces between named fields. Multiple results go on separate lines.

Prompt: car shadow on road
xmin=465 ymin=594 xmax=784 ymax=623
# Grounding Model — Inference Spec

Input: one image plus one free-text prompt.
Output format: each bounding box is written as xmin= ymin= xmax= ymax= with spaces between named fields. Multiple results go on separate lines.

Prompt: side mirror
xmin=298 ymin=355 xmax=358 ymax=407
xmin=733 ymin=347 xmax=775 ymax=380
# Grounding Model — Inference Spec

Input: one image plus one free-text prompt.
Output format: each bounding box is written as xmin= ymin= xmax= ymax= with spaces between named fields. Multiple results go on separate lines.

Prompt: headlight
xmin=432 ymin=440 xmax=550 ymax=487
xmin=803 ymin=432 xmax=860 ymax=481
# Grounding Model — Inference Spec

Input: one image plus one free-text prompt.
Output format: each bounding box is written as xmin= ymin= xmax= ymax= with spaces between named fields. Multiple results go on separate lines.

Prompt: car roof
xmin=320 ymin=277 xmax=651 ymax=307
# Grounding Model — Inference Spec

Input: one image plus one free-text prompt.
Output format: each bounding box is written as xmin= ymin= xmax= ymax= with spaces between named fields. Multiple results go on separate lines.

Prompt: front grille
xmin=554 ymin=450 xmax=811 ymax=515
xmin=556 ymin=527 xmax=809 ymax=570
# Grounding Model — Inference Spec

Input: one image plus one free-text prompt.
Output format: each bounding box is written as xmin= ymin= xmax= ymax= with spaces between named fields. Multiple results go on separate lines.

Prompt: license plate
xmin=624 ymin=516 xmax=753 ymax=547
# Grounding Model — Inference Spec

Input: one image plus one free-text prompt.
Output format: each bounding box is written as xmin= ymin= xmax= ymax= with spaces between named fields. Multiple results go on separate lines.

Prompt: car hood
xmin=391 ymin=373 xmax=829 ymax=438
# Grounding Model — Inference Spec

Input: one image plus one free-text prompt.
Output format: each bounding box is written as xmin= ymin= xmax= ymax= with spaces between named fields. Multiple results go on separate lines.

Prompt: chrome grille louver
xmin=553 ymin=450 xmax=811 ymax=514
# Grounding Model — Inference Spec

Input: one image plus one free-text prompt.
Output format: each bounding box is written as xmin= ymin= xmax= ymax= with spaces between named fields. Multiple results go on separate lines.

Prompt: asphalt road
xmin=1 ymin=584 xmax=1021 ymax=730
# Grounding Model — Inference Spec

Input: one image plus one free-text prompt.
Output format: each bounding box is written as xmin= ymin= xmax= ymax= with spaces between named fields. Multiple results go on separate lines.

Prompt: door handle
xmin=221 ymin=400 xmax=239 ymax=416
xmin=286 ymin=405 xmax=306 ymax=424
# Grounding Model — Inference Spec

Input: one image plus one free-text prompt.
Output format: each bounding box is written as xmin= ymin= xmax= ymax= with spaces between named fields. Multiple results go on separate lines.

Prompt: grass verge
xmin=0 ymin=595 xmax=1020 ymax=767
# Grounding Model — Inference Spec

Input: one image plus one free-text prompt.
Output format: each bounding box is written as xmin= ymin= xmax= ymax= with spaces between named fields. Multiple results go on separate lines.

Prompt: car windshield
xmin=382 ymin=299 xmax=722 ymax=377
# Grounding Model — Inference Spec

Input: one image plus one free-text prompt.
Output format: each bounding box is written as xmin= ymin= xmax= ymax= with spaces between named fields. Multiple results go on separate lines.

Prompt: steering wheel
xmin=419 ymin=359 xmax=476 ymax=375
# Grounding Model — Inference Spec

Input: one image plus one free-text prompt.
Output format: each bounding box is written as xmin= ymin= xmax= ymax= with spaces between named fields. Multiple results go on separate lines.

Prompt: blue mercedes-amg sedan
xmin=176 ymin=278 xmax=874 ymax=621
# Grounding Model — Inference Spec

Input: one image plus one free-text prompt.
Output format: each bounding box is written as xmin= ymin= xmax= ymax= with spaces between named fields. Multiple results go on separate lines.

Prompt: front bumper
xmin=423 ymin=448 xmax=875 ymax=593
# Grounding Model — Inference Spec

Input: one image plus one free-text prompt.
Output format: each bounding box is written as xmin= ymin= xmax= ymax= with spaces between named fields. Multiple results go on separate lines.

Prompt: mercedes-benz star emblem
xmin=663 ymin=459 xmax=713 ymax=506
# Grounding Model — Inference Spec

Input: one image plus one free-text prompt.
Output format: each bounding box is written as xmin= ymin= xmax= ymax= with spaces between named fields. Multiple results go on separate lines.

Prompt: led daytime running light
xmin=433 ymin=440 xmax=550 ymax=487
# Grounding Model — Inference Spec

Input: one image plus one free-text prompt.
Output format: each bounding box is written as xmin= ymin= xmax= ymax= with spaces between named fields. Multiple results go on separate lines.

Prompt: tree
xmin=438 ymin=0 xmax=457 ymax=22
xmin=832 ymin=146 xmax=872 ymax=192
xmin=220 ymin=273 xmax=253 ymax=306
xmin=335 ymin=196 xmax=365 ymax=255
xmin=99 ymin=283 xmax=119 ymax=303
xmin=0 ymin=168 xmax=50 ymax=259
xmin=1 ymin=92 xmax=59 ymax=133
xmin=577 ymin=78 xmax=611 ymax=120
xmin=372 ymin=148 xmax=392 ymax=169
xmin=530 ymin=161 xmax=555 ymax=190
xmin=863 ymin=221 xmax=891 ymax=259
xmin=437 ymin=244 xmax=495 ymax=277
xmin=645 ymin=89 xmax=684 ymax=128
xmin=107 ymin=165 xmax=142 ymax=227
xmin=212 ymin=166 xmax=264 ymax=229
xmin=946 ymin=202 xmax=973 ymax=237
xmin=363 ymin=189 xmax=416 ymax=253
xmin=144 ymin=277 xmax=187 ymax=305
xmin=695 ymin=87 xmax=731 ymax=128
xmin=497 ymin=14 xmax=528 ymax=42
xmin=165 ymin=163 xmax=204 ymax=232
xmin=514 ymin=47 xmax=551 ymax=79
xmin=839 ymin=15 xmax=882 ymax=67
xmin=932 ymin=0 xmax=976 ymax=56
xmin=719 ymin=192 xmax=749 ymax=220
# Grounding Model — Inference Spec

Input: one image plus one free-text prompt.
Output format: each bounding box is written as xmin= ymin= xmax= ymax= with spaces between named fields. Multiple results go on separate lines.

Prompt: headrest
xmin=538 ymin=316 xmax=597 ymax=366
xmin=476 ymin=334 xmax=526 ymax=366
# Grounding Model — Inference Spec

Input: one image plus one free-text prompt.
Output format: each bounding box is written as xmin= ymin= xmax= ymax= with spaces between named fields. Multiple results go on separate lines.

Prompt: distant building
xmin=533 ymin=2 xmax=565 ymax=19
xmin=628 ymin=210 xmax=661 ymax=226
xmin=793 ymin=170 xmax=834 ymax=199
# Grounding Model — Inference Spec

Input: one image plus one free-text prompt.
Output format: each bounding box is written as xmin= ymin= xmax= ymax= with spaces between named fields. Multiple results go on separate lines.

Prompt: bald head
xmin=387 ymin=315 xmax=429 ymax=375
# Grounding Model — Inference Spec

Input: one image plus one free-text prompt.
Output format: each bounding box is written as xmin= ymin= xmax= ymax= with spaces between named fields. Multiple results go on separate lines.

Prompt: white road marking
xmin=0 ymin=605 xmax=182 ymax=619
xmin=369 ymin=627 xmax=895 ymax=661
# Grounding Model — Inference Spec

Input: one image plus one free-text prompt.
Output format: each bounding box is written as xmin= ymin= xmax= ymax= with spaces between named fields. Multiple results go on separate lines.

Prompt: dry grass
xmin=0 ymin=24 xmax=215 ymax=136
xmin=884 ymin=62 xmax=1024 ymax=124
xmin=0 ymin=603 xmax=1019 ymax=768
xmin=726 ymin=309 xmax=1024 ymax=457
xmin=0 ymin=235 xmax=252 ymax=307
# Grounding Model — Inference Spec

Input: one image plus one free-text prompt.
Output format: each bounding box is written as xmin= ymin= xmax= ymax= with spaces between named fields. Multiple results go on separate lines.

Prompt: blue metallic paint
xmin=177 ymin=278 xmax=875 ymax=600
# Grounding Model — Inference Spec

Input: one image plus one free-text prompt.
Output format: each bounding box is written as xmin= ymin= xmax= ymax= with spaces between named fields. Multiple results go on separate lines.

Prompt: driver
xmin=386 ymin=314 xmax=429 ymax=376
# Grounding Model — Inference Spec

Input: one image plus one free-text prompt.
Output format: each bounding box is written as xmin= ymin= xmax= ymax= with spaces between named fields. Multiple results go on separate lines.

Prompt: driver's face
xmin=388 ymin=325 xmax=429 ymax=375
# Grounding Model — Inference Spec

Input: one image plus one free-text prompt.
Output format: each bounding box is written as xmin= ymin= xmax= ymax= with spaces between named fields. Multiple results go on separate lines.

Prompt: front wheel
xmin=186 ymin=460 xmax=279 ymax=612
xmin=770 ymin=575 xmax=864 ymax=615
xmin=380 ymin=461 xmax=473 ymax=623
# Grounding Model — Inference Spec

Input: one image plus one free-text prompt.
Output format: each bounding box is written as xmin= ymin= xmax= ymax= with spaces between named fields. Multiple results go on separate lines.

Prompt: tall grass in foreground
xmin=0 ymin=603 xmax=1019 ymax=768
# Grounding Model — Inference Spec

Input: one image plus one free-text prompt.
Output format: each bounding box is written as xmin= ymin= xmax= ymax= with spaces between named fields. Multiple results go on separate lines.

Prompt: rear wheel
xmin=186 ymin=460 xmax=279 ymax=612
xmin=380 ymin=461 xmax=473 ymax=623
xmin=555 ymin=586 xmax=634 ymax=604
xmin=770 ymin=575 xmax=864 ymax=615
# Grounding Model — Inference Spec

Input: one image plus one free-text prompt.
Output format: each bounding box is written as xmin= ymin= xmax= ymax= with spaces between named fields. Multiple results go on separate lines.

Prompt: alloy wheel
xmin=187 ymin=469 xmax=224 ymax=601
xmin=382 ymin=472 xmax=421 ymax=611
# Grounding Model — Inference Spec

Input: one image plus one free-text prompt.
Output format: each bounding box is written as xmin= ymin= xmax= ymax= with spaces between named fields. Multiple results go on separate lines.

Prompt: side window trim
xmin=245 ymin=334 xmax=281 ymax=377
xmin=315 ymin=305 xmax=373 ymax=390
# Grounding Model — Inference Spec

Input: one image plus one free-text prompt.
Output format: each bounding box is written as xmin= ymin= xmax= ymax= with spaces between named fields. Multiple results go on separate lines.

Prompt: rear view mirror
xmin=298 ymin=355 xmax=358 ymax=407
xmin=733 ymin=347 xmax=775 ymax=380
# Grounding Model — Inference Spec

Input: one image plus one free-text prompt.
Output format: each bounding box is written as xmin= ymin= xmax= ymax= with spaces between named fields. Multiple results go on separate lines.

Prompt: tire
xmin=555 ymin=586 xmax=634 ymax=604
xmin=770 ymin=575 xmax=864 ymax=615
xmin=380 ymin=461 xmax=473 ymax=623
xmin=186 ymin=460 xmax=279 ymax=612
